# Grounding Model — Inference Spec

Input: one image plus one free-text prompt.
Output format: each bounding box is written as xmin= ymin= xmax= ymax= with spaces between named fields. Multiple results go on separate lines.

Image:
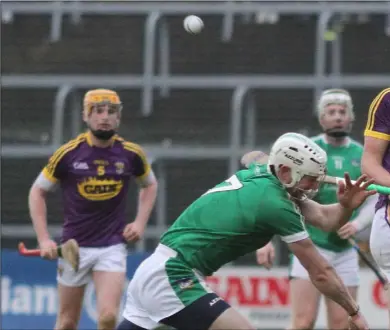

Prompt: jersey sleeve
xmin=123 ymin=142 xmax=151 ymax=179
xmin=266 ymin=200 xmax=309 ymax=244
xmin=364 ymin=88 xmax=390 ymax=141
xmin=41 ymin=145 xmax=70 ymax=183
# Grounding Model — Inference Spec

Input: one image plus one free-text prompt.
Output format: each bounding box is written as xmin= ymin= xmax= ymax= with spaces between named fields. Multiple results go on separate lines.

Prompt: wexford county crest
xmin=115 ymin=161 xmax=125 ymax=174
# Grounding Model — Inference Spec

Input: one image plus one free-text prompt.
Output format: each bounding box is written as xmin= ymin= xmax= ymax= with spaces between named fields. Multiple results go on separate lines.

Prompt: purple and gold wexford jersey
xmin=364 ymin=88 xmax=390 ymax=210
xmin=42 ymin=132 xmax=151 ymax=247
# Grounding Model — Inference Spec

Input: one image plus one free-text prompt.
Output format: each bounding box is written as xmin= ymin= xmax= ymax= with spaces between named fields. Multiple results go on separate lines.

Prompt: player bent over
xmin=361 ymin=87 xmax=390 ymax=329
xmin=117 ymin=133 xmax=372 ymax=330
xmin=28 ymin=89 xmax=158 ymax=330
xmin=257 ymin=89 xmax=376 ymax=330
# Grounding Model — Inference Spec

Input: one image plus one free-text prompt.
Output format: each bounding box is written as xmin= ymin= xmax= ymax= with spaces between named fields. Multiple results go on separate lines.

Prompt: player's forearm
xmin=134 ymin=182 xmax=158 ymax=226
xmin=320 ymin=204 xmax=354 ymax=231
xmin=28 ymin=185 xmax=50 ymax=243
xmin=309 ymin=265 xmax=359 ymax=316
xmin=352 ymin=194 xmax=376 ymax=231
xmin=290 ymin=239 xmax=359 ymax=316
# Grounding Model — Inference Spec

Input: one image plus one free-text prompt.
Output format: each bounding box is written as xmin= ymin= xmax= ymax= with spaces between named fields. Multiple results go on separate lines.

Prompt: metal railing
xmin=2 ymin=73 xmax=389 ymax=172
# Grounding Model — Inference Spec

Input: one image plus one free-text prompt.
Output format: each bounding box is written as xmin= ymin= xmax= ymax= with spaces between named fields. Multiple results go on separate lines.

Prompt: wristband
xmin=349 ymin=305 xmax=360 ymax=317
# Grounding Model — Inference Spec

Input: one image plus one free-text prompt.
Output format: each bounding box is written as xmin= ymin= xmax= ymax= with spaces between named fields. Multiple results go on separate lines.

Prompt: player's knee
xmin=98 ymin=310 xmax=117 ymax=328
xmin=55 ymin=317 xmax=78 ymax=330
xmin=292 ymin=319 xmax=316 ymax=330
xmin=292 ymin=313 xmax=316 ymax=330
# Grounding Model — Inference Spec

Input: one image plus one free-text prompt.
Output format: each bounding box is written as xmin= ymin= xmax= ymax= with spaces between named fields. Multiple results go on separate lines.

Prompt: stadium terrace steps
xmin=119 ymin=89 xmax=232 ymax=145
xmin=2 ymin=15 xmax=144 ymax=74
xmin=2 ymin=14 xmax=388 ymax=74
xmin=2 ymin=159 xmax=63 ymax=225
xmin=341 ymin=15 xmax=390 ymax=74
xmin=161 ymin=159 xmax=229 ymax=225
xmin=2 ymin=15 xmax=51 ymax=73
xmin=2 ymin=89 xmax=56 ymax=144
xmin=2 ymin=14 xmax=318 ymax=74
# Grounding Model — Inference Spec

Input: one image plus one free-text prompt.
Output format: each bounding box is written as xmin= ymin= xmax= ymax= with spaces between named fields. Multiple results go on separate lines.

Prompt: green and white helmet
xmin=268 ymin=133 xmax=327 ymax=195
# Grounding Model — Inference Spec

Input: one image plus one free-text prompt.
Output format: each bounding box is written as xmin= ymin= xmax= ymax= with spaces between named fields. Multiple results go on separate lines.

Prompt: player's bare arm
xmin=29 ymin=184 xmax=50 ymax=242
xmin=135 ymin=171 xmax=158 ymax=225
xmin=362 ymin=136 xmax=390 ymax=186
xmin=28 ymin=173 xmax=59 ymax=259
xmin=240 ymin=150 xmax=268 ymax=168
xmin=288 ymin=238 xmax=368 ymax=329
xmin=256 ymin=241 xmax=275 ymax=269
xmin=298 ymin=173 xmax=376 ymax=231
xmin=362 ymin=88 xmax=390 ymax=185
xmin=337 ymin=193 xmax=377 ymax=239
xmin=123 ymin=171 xmax=158 ymax=242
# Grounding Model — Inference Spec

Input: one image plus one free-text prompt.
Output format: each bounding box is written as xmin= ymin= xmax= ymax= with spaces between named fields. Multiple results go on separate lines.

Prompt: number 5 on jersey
xmin=203 ymin=175 xmax=243 ymax=195
xmin=97 ymin=165 xmax=105 ymax=176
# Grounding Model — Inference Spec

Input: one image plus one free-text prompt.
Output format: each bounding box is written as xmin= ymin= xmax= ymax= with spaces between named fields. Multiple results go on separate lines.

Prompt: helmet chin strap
xmin=325 ymin=128 xmax=349 ymax=138
xmin=88 ymin=121 xmax=118 ymax=141
xmin=288 ymin=186 xmax=318 ymax=201
xmin=90 ymin=128 xmax=116 ymax=141
xmin=324 ymin=122 xmax=353 ymax=138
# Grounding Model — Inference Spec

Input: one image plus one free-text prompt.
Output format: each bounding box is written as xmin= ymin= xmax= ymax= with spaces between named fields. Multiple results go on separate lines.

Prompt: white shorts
xmin=370 ymin=205 xmax=390 ymax=282
xmin=290 ymin=245 xmax=359 ymax=287
xmin=122 ymin=244 xmax=213 ymax=329
xmin=57 ymin=243 xmax=127 ymax=287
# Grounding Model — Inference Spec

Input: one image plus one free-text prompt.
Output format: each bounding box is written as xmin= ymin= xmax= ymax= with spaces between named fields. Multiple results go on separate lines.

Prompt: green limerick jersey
xmin=160 ymin=164 xmax=308 ymax=276
xmin=307 ymin=134 xmax=363 ymax=252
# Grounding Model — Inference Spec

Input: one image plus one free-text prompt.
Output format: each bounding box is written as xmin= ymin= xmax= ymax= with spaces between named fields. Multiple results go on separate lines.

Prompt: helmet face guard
xmin=291 ymin=172 xmax=326 ymax=201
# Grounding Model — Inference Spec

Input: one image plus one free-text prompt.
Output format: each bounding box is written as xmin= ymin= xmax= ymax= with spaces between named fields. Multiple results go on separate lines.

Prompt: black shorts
xmin=160 ymin=292 xmax=231 ymax=330
xmin=117 ymin=293 xmax=230 ymax=330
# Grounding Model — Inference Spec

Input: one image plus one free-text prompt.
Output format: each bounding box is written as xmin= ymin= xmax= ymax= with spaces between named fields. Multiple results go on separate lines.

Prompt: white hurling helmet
xmin=317 ymin=88 xmax=354 ymax=120
xmin=268 ymin=133 xmax=327 ymax=197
